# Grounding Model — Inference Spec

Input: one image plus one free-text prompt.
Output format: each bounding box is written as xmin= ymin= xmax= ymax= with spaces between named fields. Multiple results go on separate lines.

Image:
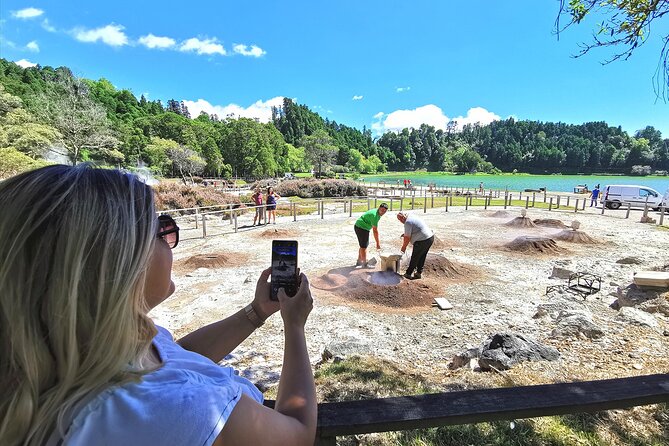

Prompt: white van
xmin=601 ymin=184 xmax=663 ymax=210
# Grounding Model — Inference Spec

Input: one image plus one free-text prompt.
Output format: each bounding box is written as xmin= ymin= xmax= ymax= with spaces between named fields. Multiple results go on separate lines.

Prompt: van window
xmin=640 ymin=189 xmax=657 ymax=197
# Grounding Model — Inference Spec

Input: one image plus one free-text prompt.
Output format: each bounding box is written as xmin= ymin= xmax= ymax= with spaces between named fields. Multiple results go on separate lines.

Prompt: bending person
xmin=397 ymin=212 xmax=434 ymax=280
xmin=354 ymin=203 xmax=388 ymax=267
xmin=0 ymin=165 xmax=316 ymax=446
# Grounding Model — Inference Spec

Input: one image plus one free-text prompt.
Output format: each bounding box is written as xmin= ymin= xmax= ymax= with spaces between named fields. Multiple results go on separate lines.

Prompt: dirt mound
xmin=553 ymin=230 xmax=597 ymax=244
xmin=488 ymin=210 xmax=511 ymax=218
xmin=311 ymin=273 xmax=348 ymax=290
xmin=176 ymin=252 xmax=249 ymax=272
xmin=345 ymin=279 xmax=439 ymax=308
xmin=422 ymin=254 xmax=465 ymax=279
xmin=533 ymin=219 xmax=568 ymax=228
xmin=259 ymin=228 xmax=300 ymax=238
xmin=505 ymin=217 xmax=537 ymax=228
xmin=505 ymin=236 xmax=562 ymax=254
xmin=431 ymin=235 xmax=448 ymax=249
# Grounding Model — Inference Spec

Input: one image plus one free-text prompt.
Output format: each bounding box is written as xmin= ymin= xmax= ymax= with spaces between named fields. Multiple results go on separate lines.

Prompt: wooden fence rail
xmin=265 ymin=374 xmax=669 ymax=445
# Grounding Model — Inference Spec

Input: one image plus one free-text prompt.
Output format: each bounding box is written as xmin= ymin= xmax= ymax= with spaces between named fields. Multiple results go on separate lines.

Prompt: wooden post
xmin=556 ymin=195 xmax=561 ymax=209
xmin=374 ymin=198 xmax=377 ymax=208
xmin=431 ymin=194 xmax=434 ymax=208
xmin=367 ymin=198 xmax=371 ymax=210
xmin=525 ymin=197 xmax=530 ymax=209
xmin=423 ymin=197 xmax=427 ymax=213
xmin=445 ymin=196 xmax=448 ymax=212
xmin=229 ymin=204 xmax=233 ymax=225
xmin=400 ymin=198 xmax=403 ymax=211
xmin=582 ymin=198 xmax=586 ymax=210
xmin=532 ymin=193 xmax=536 ymax=207
xmin=465 ymin=195 xmax=469 ymax=210
xmin=293 ymin=203 xmax=297 ymax=222
xmin=234 ymin=212 xmax=238 ymax=232
xmin=548 ymin=197 xmax=553 ymax=211
xmin=601 ymin=201 xmax=606 ymax=215
xmin=343 ymin=200 xmax=347 ymax=214
xmin=574 ymin=199 xmax=579 ymax=213
xmin=484 ymin=195 xmax=488 ymax=209
xmin=642 ymin=204 xmax=649 ymax=220
xmin=349 ymin=199 xmax=353 ymax=217
xmin=264 ymin=205 xmax=268 ymax=225
xmin=504 ymin=193 xmax=508 ymax=209
xmin=317 ymin=200 xmax=320 ymax=215
xmin=660 ymin=207 xmax=665 ymax=226
xmin=543 ymin=189 xmax=547 ymax=203
xmin=195 ymin=207 xmax=199 ymax=229
xmin=202 ymin=214 xmax=207 ymax=238
xmin=411 ymin=196 xmax=415 ymax=210
xmin=321 ymin=201 xmax=324 ymax=219
xmin=566 ymin=196 xmax=570 ymax=207
xmin=509 ymin=193 xmax=513 ymax=206
xmin=625 ymin=202 xmax=632 ymax=219
xmin=390 ymin=198 xmax=393 ymax=211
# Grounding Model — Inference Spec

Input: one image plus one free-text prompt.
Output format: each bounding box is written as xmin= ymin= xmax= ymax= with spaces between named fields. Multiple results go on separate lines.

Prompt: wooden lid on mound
xmin=505 ymin=217 xmax=538 ymax=228
xmin=553 ymin=230 xmax=597 ymax=244
xmin=533 ymin=219 xmax=568 ymax=228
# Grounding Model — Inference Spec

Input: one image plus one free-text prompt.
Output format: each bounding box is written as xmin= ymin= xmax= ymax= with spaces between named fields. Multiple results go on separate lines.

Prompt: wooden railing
xmin=265 ymin=374 xmax=669 ymax=445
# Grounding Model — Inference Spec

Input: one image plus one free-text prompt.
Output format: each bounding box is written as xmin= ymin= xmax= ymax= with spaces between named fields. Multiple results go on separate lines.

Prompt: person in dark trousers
xmin=354 ymin=203 xmax=388 ymax=267
xmin=397 ymin=212 xmax=434 ymax=280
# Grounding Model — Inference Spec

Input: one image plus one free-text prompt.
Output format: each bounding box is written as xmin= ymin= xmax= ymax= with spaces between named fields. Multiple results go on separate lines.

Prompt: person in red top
xmin=251 ymin=189 xmax=264 ymax=226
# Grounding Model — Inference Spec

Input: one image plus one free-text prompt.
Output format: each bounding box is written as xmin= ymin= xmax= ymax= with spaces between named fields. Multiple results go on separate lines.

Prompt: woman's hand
xmin=252 ymin=267 xmax=280 ymax=321
xmin=278 ymin=273 xmax=312 ymax=329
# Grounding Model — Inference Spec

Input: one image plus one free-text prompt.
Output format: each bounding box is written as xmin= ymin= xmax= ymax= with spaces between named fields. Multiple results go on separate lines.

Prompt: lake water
xmin=360 ymin=173 xmax=669 ymax=194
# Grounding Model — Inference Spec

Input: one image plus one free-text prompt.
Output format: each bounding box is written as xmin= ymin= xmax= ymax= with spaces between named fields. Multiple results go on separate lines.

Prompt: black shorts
xmin=266 ymin=204 xmax=276 ymax=210
xmin=354 ymin=225 xmax=370 ymax=248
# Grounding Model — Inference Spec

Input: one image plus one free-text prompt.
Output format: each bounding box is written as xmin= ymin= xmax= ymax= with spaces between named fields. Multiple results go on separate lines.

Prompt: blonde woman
xmin=0 ymin=165 xmax=316 ymax=446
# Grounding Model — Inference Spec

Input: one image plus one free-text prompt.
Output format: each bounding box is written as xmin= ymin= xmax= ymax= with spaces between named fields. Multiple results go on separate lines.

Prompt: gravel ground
xmin=150 ymin=203 xmax=669 ymax=389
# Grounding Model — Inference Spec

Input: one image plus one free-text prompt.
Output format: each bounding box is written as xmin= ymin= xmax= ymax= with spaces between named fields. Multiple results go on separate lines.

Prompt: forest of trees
xmin=1 ymin=58 xmax=667 ymax=180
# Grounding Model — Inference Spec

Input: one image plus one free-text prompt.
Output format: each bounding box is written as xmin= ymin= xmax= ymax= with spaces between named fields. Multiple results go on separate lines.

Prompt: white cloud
xmin=352 ymin=95 xmax=363 ymax=101
xmin=14 ymin=59 xmax=37 ymax=68
xmin=180 ymin=37 xmax=226 ymax=55
xmin=396 ymin=86 xmax=411 ymax=92
xmin=26 ymin=41 xmax=39 ymax=52
xmin=12 ymin=8 xmax=44 ymax=19
xmin=371 ymin=105 xmax=500 ymax=135
xmin=233 ymin=44 xmax=265 ymax=57
xmin=450 ymin=107 xmax=501 ymax=130
xmin=183 ymin=96 xmax=284 ymax=122
xmin=139 ymin=34 xmax=176 ymax=49
xmin=73 ymin=24 xmax=128 ymax=46
xmin=41 ymin=19 xmax=56 ymax=32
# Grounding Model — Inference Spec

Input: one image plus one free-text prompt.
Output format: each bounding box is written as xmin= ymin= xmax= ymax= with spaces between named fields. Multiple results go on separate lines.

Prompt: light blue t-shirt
xmin=64 ymin=326 xmax=263 ymax=446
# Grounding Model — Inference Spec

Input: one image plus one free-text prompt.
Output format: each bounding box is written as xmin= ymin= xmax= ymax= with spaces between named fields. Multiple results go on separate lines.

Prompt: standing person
xmin=0 ymin=165 xmax=316 ymax=446
xmin=479 ymin=182 xmax=484 ymax=194
xmin=266 ymin=186 xmax=281 ymax=224
xmin=590 ymin=185 xmax=600 ymax=207
xmin=397 ymin=212 xmax=434 ymax=280
xmin=354 ymin=203 xmax=388 ymax=267
xmin=252 ymin=188 xmax=264 ymax=226
xmin=403 ymin=179 xmax=408 ymax=188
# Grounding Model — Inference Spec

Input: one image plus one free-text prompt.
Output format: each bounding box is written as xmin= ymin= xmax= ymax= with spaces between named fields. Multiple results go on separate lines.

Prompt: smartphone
xmin=271 ymin=240 xmax=298 ymax=300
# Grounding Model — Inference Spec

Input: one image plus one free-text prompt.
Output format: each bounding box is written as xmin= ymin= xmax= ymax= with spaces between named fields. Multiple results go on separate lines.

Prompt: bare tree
xmin=35 ymin=76 xmax=118 ymax=164
xmin=166 ymin=145 xmax=206 ymax=185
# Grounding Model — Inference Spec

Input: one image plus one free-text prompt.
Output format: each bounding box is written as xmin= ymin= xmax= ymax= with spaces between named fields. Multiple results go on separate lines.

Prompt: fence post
xmin=411 ymin=196 xmax=415 ymax=210
xmin=343 ymin=200 xmax=347 ymax=214
xmin=202 ymin=214 xmax=207 ymax=238
xmin=465 ymin=195 xmax=469 ymax=210
xmin=574 ymin=199 xmax=579 ymax=213
xmin=445 ymin=196 xmax=449 ymax=212
xmin=374 ymin=198 xmax=377 ymax=209
xmin=525 ymin=197 xmax=530 ymax=209
xmin=548 ymin=197 xmax=553 ymax=211
xmin=601 ymin=201 xmax=606 ymax=215
xmin=543 ymin=189 xmax=547 ymax=203
xmin=519 ymin=191 xmax=523 ymax=200
xmin=321 ymin=201 xmax=325 ymax=219
xmin=264 ymin=205 xmax=268 ymax=225
xmin=556 ymin=195 xmax=561 ymax=209
xmin=399 ymin=197 xmax=403 ymax=211
xmin=582 ymin=199 xmax=586 ymax=210
xmin=234 ymin=212 xmax=238 ymax=233
xmin=532 ymin=193 xmax=536 ymax=207
xmin=349 ymin=199 xmax=353 ymax=217
xmin=431 ymin=194 xmax=434 ymax=208
xmin=390 ymin=198 xmax=393 ymax=211
xmin=423 ymin=197 xmax=427 ymax=213
xmin=626 ymin=202 xmax=632 ymax=219
xmin=504 ymin=193 xmax=508 ymax=209
xmin=509 ymin=193 xmax=513 ymax=206
xmin=367 ymin=198 xmax=370 ymax=210
xmin=317 ymin=200 xmax=321 ymax=215
xmin=659 ymin=207 xmax=665 ymax=226
xmin=195 ymin=207 xmax=199 ymax=229
xmin=642 ymin=204 xmax=649 ymax=221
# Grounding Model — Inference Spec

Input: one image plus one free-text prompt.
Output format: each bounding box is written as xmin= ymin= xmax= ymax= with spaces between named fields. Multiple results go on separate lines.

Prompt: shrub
xmin=630 ymin=165 xmax=652 ymax=176
xmin=153 ymin=182 xmax=241 ymax=213
xmin=274 ymin=178 xmax=366 ymax=198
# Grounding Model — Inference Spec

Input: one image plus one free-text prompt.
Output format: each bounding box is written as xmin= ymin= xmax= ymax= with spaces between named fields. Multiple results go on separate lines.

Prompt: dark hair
xmin=379 ymin=203 xmax=388 ymax=209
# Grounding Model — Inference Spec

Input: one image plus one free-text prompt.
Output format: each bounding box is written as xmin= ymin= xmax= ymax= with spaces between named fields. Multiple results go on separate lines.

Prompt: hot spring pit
xmin=175 ymin=252 xmax=249 ymax=273
xmin=368 ymin=271 xmax=402 ymax=286
xmin=259 ymin=228 xmax=301 ymax=238
xmin=311 ymin=273 xmax=348 ymax=290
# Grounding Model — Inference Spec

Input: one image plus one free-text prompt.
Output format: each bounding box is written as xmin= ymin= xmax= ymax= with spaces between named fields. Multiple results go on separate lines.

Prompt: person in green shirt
xmin=354 ymin=203 xmax=388 ymax=267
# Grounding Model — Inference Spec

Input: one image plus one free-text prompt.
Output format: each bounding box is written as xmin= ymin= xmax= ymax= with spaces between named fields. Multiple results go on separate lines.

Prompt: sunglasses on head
xmin=157 ymin=214 xmax=179 ymax=249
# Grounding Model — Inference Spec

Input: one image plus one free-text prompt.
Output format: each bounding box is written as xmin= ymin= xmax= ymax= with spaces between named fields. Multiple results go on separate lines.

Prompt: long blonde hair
xmin=0 ymin=165 xmax=159 ymax=445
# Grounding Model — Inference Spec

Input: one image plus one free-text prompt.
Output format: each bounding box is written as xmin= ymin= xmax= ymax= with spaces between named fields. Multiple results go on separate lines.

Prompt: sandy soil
xmin=150 ymin=204 xmax=669 ymax=389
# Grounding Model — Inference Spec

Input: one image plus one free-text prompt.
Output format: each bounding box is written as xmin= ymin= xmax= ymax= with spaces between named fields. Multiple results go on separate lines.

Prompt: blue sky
xmin=1 ymin=0 xmax=668 ymax=137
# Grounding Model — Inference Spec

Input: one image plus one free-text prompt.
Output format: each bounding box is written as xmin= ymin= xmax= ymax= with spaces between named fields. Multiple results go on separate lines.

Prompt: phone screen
xmin=271 ymin=240 xmax=298 ymax=300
